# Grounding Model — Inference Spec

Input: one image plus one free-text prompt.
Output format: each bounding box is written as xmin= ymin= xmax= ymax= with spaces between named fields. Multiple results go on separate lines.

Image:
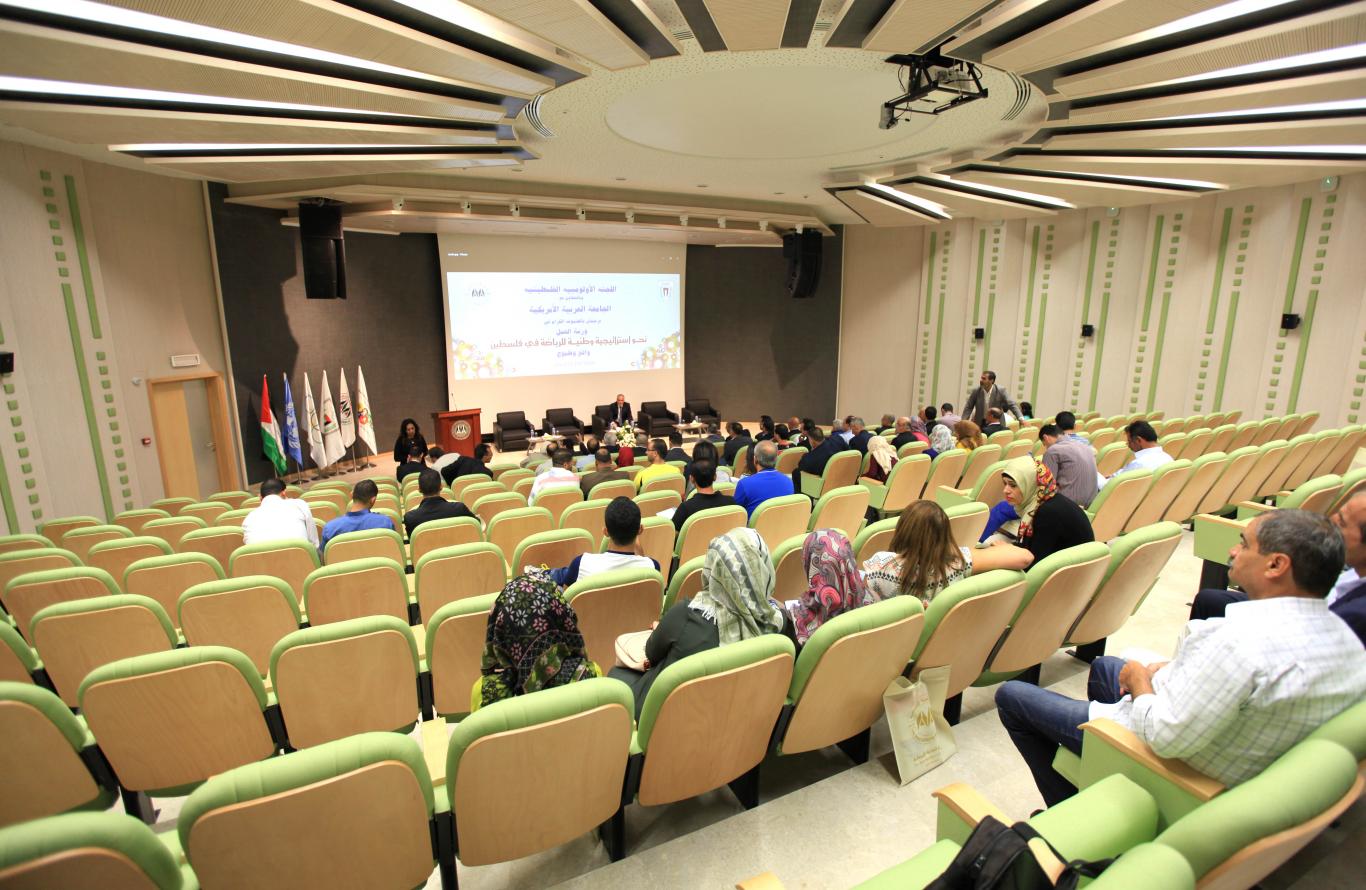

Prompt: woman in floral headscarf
xmin=789 ymin=530 xmax=868 ymax=644
xmin=479 ymin=569 xmax=600 ymax=708
xmin=981 ymin=456 xmax=1094 ymax=563
xmin=929 ymin=422 xmax=955 ymax=456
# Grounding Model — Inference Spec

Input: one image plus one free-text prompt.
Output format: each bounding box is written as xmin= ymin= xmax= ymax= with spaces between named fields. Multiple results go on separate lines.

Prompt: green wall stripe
xmin=1147 ymin=290 xmax=1172 ymax=411
xmin=1205 ymin=208 xmax=1232 ymax=335
xmin=1088 ymin=218 xmax=1118 ymax=412
xmin=1022 ymin=226 xmax=1039 ymax=326
xmin=0 ymin=416 xmax=15 ymax=532
xmin=1140 ymin=215 xmax=1164 ymax=329
xmin=1281 ymin=197 xmax=1312 ymax=315
xmin=972 ymin=228 xmax=985 ymax=324
xmin=984 ymin=228 xmax=999 ymax=371
xmin=1214 ymin=291 xmax=1240 ymax=410
xmin=59 ymin=281 xmax=113 ymax=520
xmin=1079 ymin=220 xmax=1099 ymax=324
xmin=931 ymin=267 xmax=948 ymax=406
xmin=63 ymin=176 xmax=103 ymax=340
xmin=1030 ymin=227 xmax=1053 ymax=402
xmin=922 ymin=231 xmax=937 ymax=326
xmin=1287 ymin=289 xmax=1319 ymax=411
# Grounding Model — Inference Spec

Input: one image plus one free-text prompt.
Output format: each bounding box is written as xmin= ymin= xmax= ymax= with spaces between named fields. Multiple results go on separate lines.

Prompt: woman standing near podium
xmin=392 ymin=418 xmax=428 ymax=464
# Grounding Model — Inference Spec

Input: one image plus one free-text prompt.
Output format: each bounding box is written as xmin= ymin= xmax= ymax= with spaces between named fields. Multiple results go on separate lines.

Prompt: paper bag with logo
xmin=883 ymin=665 xmax=957 ymax=785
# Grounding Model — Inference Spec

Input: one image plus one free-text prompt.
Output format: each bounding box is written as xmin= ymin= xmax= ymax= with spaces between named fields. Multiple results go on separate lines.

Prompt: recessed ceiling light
xmin=1116 ymin=0 xmax=1298 ymax=47
xmin=1156 ymin=99 xmax=1366 ymax=122
xmin=927 ymin=174 xmax=1074 ymax=208
xmin=1158 ymin=42 xmax=1366 ymax=86
xmin=1164 ymin=145 xmax=1366 ymax=154
xmin=861 ymin=183 xmax=951 ymax=219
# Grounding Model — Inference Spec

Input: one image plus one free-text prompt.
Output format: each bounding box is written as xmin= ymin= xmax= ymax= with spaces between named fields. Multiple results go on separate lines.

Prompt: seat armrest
xmin=933 ymin=782 xmax=1009 ymax=845
xmin=734 ymin=873 xmax=786 ymax=890
xmin=1235 ymin=500 xmax=1274 ymax=519
xmin=1077 ymin=719 xmax=1223 ymax=829
xmin=422 ymin=717 xmax=449 ymax=787
xmin=934 ymin=486 xmax=972 ymax=508
xmin=1191 ymin=513 xmax=1249 ymax=564
xmin=493 ymin=422 xmax=504 ymax=433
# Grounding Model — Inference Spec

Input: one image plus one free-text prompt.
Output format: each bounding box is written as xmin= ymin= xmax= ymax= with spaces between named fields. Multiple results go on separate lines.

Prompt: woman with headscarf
xmin=907 ymin=417 xmax=930 ymax=444
xmin=983 ymin=456 xmax=1094 ymax=563
xmin=862 ymin=434 xmax=898 ymax=484
xmin=789 ymin=530 xmax=868 ymax=644
xmin=928 ymin=422 xmax=954 ymax=456
xmin=609 ymin=527 xmax=792 ymax=714
xmin=478 ymin=569 xmax=600 ymax=708
xmin=954 ymin=420 xmax=987 ymax=451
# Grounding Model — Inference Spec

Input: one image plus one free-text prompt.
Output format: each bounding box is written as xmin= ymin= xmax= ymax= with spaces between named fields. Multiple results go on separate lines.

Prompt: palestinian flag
xmin=260 ymin=375 xmax=287 ymax=476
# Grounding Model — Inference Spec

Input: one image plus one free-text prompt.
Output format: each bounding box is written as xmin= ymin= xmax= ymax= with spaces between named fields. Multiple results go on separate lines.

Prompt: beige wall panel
xmin=836 ymin=226 xmax=923 ymax=420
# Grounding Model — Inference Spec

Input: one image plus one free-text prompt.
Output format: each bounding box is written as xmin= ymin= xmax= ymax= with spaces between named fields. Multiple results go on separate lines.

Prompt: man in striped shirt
xmin=996 ymin=509 xmax=1366 ymax=806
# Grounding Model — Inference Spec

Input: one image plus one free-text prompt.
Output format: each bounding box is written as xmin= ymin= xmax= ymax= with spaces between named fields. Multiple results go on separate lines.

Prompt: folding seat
xmin=1161 ymin=431 xmax=1188 ymax=460
xmin=178 ymin=575 xmax=301 ymax=676
xmin=149 ymin=496 xmax=195 ymax=516
xmin=1122 ymin=459 xmax=1192 ymax=533
xmin=563 ymin=566 xmax=664 ymax=670
xmin=955 ymin=443 xmax=1003 ymax=488
xmin=113 ymin=509 xmax=171 ymax=536
xmin=414 ymin=543 xmax=507 ymax=619
xmin=228 ymin=538 xmax=320 ymax=602
xmin=1330 ymin=467 xmax=1366 ymax=514
xmin=634 ymin=489 xmax=681 ymax=519
xmin=180 ymin=733 xmax=445 ymax=889
xmin=1095 ymin=442 xmax=1134 ymax=478
xmin=1327 ymin=424 xmax=1366 ymax=476
xmin=179 ymin=500 xmax=231 ymax=524
xmin=852 ymin=517 xmax=898 ymax=564
xmin=1088 ymin=428 xmax=1119 ymax=450
xmin=533 ymin=483 xmax=584 ymax=523
xmin=270 ymin=617 xmax=422 ymax=748
xmin=3 ymin=566 xmax=120 ymax=644
xmin=1250 ymin=416 xmax=1283 ymax=446
xmin=61 ymin=525 xmax=133 ymax=562
xmin=459 ymin=480 xmax=507 ymax=510
xmin=1225 ymin=420 xmax=1260 ymax=452
xmin=776 ymin=445 xmax=808 ymax=473
xmin=934 ymin=460 xmax=1008 ymax=509
xmin=120 ymin=552 xmax=223 ymax=628
xmin=485 ymin=506 xmax=554 ymax=567
xmin=674 ymin=505 xmax=747 ymax=568
xmin=986 ymin=429 xmax=1014 ymax=447
xmin=587 ymin=478 xmax=635 ymax=501
xmin=37 ymin=515 xmax=100 ymax=547
xmin=208 ymin=489 xmax=253 ymax=508
xmin=1086 ymin=470 xmax=1152 ymax=541
xmin=748 ymin=494 xmax=811 ymax=551
xmin=1181 ymin=415 xmax=1206 ymax=434
xmin=303 ymin=557 xmax=410 ymax=626
xmin=425 ymin=593 xmax=497 ymax=717
xmin=511 ymin=528 xmax=594 ymax=574
xmin=493 ymin=467 xmax=533 ymax=488
xmin=511 ymin=475 xmax=537 ymax=499
xmin=770 ymin=534 xmax=807 ymax=602
xmin=0 ymin=547 xmax=80 ymax=598
xmin=1066 ymin=522 xmax=1183 ymax=661
xmin=1002 ymin=438 xmax=1035 ymax=461
xmin=86 ymin=537 xmax=173 ymax=586
xmin=919 ymin=450 xmax=967 ymax=503
xmin=972 ymin=542 xmax=1111 ymax=688
xmin=408 ymin=516 xmax=482 ymax=565
xmin=661 ymin=555 xmax=705 ymax=613
xmin=31 ymin=595 xmax=180 ymax=707
xmin=905 ymin=570 xmax=1028 ymax=724
xmin=629 ymin=636 xmax=793 ymax=822
xmin=0 ymin=811 xmax=189 ymax=888
xmin=0 ymin=683 xmax=119 ymax=827
xmin=798 ymin=448 xmax=860 ymax=499
xmin=1190 ymin=446 xmax=1259 ymax=517
xmin=140 ymin=515 xmax=207 ymax=549
xmin=731 ymin=445 xmax=749 ymax=477
xmin=306 ymin=500 xmax=343 ymax=523
xmin=213 ymin=508 xmax=254 ymax=527
xmin=0 ymin=533 xmax=49 ymax=556
xmin=473 ymin=491 xmax=529 ymax=526
xmin=1222 ymin=440 xmax=1290 ymax=509
xmin=80 ymin=647 xmax=279 ymax=818
xmin=324 ymin=527 xmax=406 ymax=567
xmin=943 ymin=502 xmax=989 ymax=548
xmin=440 ymin=679 xmax=634 ymax=866
xmin=1204 ymin=423 xmax=1236 ymax=455
xmin=177 ymin=526 xmax=243 ymax=571
xmin=858 ymin=454 xmax=928 ymax=519
xmin=806 ymin=485 xmax=870 ymax=538
xmin=772 ymin=597 xmax=923 ymax=764
xmin=302 ymin=488 xmax=347 ymax=513
xmin=0 ymin=624 xmax=41 ymax=685
xmin=373 ymin=507 xmax=403 ymax=531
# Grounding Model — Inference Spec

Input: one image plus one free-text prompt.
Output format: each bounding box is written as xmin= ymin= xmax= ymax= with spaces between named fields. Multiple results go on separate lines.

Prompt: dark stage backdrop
xmin=684 ymin=227 xmax=842 ymax=423
xmin=207 ymin=184 xmax=447 ymax=484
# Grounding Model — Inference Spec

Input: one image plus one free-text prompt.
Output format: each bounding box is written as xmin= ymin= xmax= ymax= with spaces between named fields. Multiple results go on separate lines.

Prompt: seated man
xmin=735 ymin=440 xmax=794 ymax=516
xmin=549 ymin=497 xmax=658 ymax=585
xmin=1098 ymin=420 xmax=1172 ymax=489
xmin=845 ymin=416 xmax=871 ymax=454
xmin=664 ymin=430 xmax=689 ymax=464
xmin=939 ymin=403 xmax=961 ymax=426
xmin=1041 ymin=412 xmax=1099 ymax=509
xmin=580 ymin=448 xmax=629 ymax=497
xmin=529 ymin=448 xmax=579 ymax=503
xmin=921 ymin=405 xmax=941 ymax=433
xmin=635 ymin=438 xmax=682 ymax=492
xmin=320 ymin=479 xmax=395 ymax=551
xmin=890 ymin=416 xmax=918 ymax=451
xmin=722 ymin=421 xmax=752 ymax=466
xmin=395 ymin=443 xmax=426 ymax=482
xmin=440 ymin=442 xmax=495 ymax=486
xmin=403 ymin=468 xmax=474 ymax=537
xmin=704 ymin=421 xmax=725 ymax=443
xmin=672 ymin=460 xmax=736 ymax=531
xmin=609 ymin=393 xmax=633 ymax=427
xmin=792 ymin=425 xmax=846 ymax=491
xmin=875 ymin=413 xmax=896 ymax=435
xmin=981 ymin=408 xmax=1009 ymax=437
xmin=1191 ymin=490 xmax=1366 ymax=644
xmin=428 ymin=446 xmax=459 ymax=477
xmin=996 ymin=509 xmax=1366 ymax=807
xmin=243 ymin=478 xmax=319 ymax=548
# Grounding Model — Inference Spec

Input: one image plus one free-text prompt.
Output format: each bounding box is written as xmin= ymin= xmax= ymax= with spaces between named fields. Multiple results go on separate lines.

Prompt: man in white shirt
xmin=242 ymin=478 xmax=319 ymax=548
xmin=529 ymin=448 xmax=579 ymax=503
xmin=996 ymin=508 xmax=1366 ymax=806
xmin=1097 ymin=420 xmax=1172 ymax=489
xmin=548 ymin=497 xmax=658 ymax=585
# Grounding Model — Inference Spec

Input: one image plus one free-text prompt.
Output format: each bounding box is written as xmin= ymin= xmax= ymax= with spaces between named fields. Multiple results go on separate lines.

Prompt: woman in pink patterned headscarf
xmin=789 ymin=529 xmax=868 ymax=645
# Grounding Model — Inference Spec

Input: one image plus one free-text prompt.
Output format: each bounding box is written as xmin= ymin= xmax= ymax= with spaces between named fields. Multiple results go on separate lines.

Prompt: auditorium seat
xmin=408 ymin=516 xmax=481 ymax=564
xmin=3 ymin=566 xmax=120 ymax=644
xmin=919 ymin=450 xmax=967 ymax=504
xmin=542 ymin=406 xmax=585 ymax=438
xmin=0 ymin=547 xmax=81 ymax=598
xmin=178 ymin=575 xmax=301 ymax=677
xmin=1122 ymin=459 xmax=1192 ymax=533
xmin=1088 ymin=428 xmax=1120 ymax=451
xmin=141 ymin=515 xmax=207 ymax=548
xmin=770 ymin=534 xmax=807 ymax=602
xmin=511 ymin=528 xmax=595 ymax=575
xmin=1262 ymin=473 xmax=1343 ymax=514
xmin=113 ymin=509 xmax=171 ymax=535
xmin=935 ymin=459 xmax=1008 ymax=510
xmin=228 ymin=539 xmax=320 ymax=602
xmin=943 ymin=502 xmax=989 ymax=549
xmin=558 ymin=498 xmax=609 ymax=545
xmin=86 ymin=536 xmax=173 ymax=586
xmin=906 ymin=570 xmax=1027 ymax=724
xmin=302 ymin=488 xmax=347 ymax=513
xmin=640 ymin=472 xmax=685 ymax=498
xmin=178 ymin=526 xmax=244 ymax=570
xmin=852 ymin=517 xmax=897 ymax=564
xmin=730 ymin=445 xmax=749 ymax=477
xmin=1327 ymin=424 xmax=1366 ymax=476
xmin=1066 ymin=522 xmax=1182 ymax=661
xmin=179 ymin=500 xmax=231 ymax=524
xmin=425 ymin=593 xmax=496 ymax=717
xmin=494 ymin=410 xmax=532 ymax=452
xmin=860 ymin=454 xmax=928 ymax=519
xmin=0 ymin=624 xmax=40 ymax=685
xmin=748 ymin=494 xmax=810 ymax=552
xmin=561 ymin=566 xmax=662 ymax=669
xmin=586 ymin=479 xmax=634 ymax=502
xmin=956 ymin=444 xmax=1003 ymax=489
xmin=61 ymin=524 xmax=133 ymax=562
xmin=37 ymin=516 xmax=100 ymax=547
xmin=303 ymin=557 xmax=410 ymax=626
xmin=179 ymin=733 xmax=442 ymax=889
xmin=1331 ymin=467 xmax=1366 ymax=513
xmin=798 ymin=449 xmax=860 ymax=500
xmin=631 ymin=635 xmax=793 ymax=821
xmin=459 ymin=479 xmax=507 ymax=510
xmin=214 ymin=508 xmax=254 ymax=527
xmin=637 ymin=401 xmax=679 ymax=437
xmin=661 ymin=555 xmax=705 ymax=613
xmin=31 ymin=594 xmax=180 ymax=707
xmin=208 ymin=490 xmax=252 ymax=509
xmin=634 ymin=489 xmax=682 ymax=519
xmin=638 ymin=516 xmax=676 ymax=582
xmin=775 ymin=445 xmax=807 ymax=474
xmin=0 ymin=533 xmax=49 ymax=556
xmin=149 ymin=496 xmax=195 ymax=516
xmin=774 ymin=596 xmax=924 ymax=763
xmin=895 ymin=441 xmax=928 ymax=459
xmin=674 ymin=505 xmax=747 ymax=569
xmin=414 ymin=543 xmax=507 ymax=620
xmin=440 ymin=678 xmax=634 ymax=866
xmin=1086 ymin=471 xmax=1151 ymax=541
xmin=532 ymin=483 xmax=583 ymax=523
xmin=324 ymin=527 xmax=406 ymax=567
xmin=973 ymin=542 xmax=1111 ymax=688
xmin=270 ymin=616 xmax=421 ymax=748
xmin=807 ymin=485 xmax=869 ymax=539
xmin=0 ymin=682 xmax=119 ymax=828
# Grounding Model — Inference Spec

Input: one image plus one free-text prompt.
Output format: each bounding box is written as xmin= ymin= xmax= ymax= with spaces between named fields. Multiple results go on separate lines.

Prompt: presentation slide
xmin=447 ymin=272 xmax=681 ymax=379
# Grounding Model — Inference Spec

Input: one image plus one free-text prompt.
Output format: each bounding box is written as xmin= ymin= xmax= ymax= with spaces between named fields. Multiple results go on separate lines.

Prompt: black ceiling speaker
xmin=299 ymin=199 xmax=346 ymax=299
xmin=973 ymin=327 xmax=985 ymax=340
xmin=783 ymin=230 xmax=823 ymax=299
xmin=1081 ymin=323 xmax=1096 ymax=337
xmin=1280 ymin=313 xmax=1301 ymax=330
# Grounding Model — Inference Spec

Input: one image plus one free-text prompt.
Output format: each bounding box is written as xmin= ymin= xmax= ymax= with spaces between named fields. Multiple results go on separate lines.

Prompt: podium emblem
xmin=453 ymin=420 xmax=472 ymax=440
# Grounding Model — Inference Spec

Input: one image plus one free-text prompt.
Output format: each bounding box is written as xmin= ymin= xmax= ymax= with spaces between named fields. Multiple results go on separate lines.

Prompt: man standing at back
xmin=1041 ymin=412 xmax=1098 ymax=508
xmin=996 ymin=509 xmax=1366 ymax=806
xmin=320 ymin=479 xmax=394 ymax=552
xmin=735 ymin=440 xmax=794 ymax=517
xmin=963 ymin=370 xmax=1022 ymax=426
xmin=243 ymin=478 xmax=318 ymax=548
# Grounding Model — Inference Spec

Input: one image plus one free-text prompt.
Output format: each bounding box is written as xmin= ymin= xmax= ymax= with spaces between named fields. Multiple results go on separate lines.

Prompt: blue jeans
xmin=995 ymin=656 xmax=1125 ymax=807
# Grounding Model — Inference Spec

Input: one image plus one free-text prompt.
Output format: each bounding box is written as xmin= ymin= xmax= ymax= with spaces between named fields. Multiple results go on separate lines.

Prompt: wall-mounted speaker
xmin=0 ymin=351 xmax=12 ymax=375
xmin=973 ymin=327 xmax=985 ymax=340
xmin=1280 ymin=313 xmax=1301 ymax=330
xmin=782 ymin=230 xmax=823 ymax=299
xmin=1080 ymin=323 xmax=1095 ymax=337
xmin=299 ymin=199 xmax=346 ymax=299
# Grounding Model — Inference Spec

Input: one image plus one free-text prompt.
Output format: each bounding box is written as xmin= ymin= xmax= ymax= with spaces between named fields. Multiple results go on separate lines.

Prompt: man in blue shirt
xmin=320 ymin=479 xmax=396 ymax=553
xmin=734 ymin=441 xmax=794 ymax=516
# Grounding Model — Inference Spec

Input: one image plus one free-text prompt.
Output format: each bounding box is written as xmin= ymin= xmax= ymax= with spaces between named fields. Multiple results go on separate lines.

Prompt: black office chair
xmin=638 ymin=402 xmax=679 ymax=437
xmin=542 ymin=407 xmax=584 ymax=438
xmin=683 ymin=399 xmax=719 ymax=425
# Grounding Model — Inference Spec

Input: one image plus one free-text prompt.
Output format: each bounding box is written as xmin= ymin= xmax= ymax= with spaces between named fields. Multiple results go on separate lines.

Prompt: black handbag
xmin=925 ymin=815 xmax=1113 ymax=890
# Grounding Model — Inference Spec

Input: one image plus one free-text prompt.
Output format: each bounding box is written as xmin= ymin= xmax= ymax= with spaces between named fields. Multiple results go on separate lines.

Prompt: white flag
xmin=338 ymin=367 xmax=356 ymax=448
xmin=319 ymin=371 xmax=346 ymax=466
xmin=303 ymin=372 xmax=327 ymax=469
xmin=354 ymin=365 xmax=378 ymax=455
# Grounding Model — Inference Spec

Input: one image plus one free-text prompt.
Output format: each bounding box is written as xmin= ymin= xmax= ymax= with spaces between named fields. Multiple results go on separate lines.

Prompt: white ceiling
xmin=0 ymin=0 xmax=1362 ymax=234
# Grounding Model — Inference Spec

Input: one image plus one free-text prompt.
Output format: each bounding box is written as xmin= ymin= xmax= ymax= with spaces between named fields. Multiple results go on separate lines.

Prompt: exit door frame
xmin=146 ymin=371 xmax=240 ymax=497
